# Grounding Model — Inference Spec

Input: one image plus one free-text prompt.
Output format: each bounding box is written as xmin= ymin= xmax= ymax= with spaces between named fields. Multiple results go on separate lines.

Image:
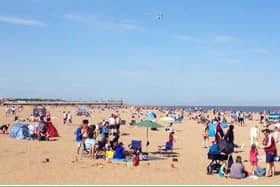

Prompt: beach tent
xmin=33 ymin=107 xmax=47 ymax=117
xmin=46 ymin=121 xmax=59 ymax=138
xmin=146 ymin=112 xmax=157 ymax=121
xmin=269 ymin=114 xmax=280 ymax=122
xmin=174 ymin=115 xmax=183 ymax=123
xmin=10 ymin=123 xmax=30 ymax=140
xmin=77 ymin=107 xmax=90 ymax=117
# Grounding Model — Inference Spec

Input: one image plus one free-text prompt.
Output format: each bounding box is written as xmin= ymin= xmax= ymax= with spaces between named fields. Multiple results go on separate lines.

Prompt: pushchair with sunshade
xmin=206 ymin=143 xmax=230 ymax=175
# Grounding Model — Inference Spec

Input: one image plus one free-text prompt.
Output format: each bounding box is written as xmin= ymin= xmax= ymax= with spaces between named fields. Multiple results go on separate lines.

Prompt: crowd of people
xmin=202 ymin=111 xmax=280 ymax=179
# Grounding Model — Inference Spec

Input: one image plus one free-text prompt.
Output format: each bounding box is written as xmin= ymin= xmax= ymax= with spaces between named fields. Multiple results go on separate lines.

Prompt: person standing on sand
xmin=249 ymin=144 xmax=259 ymax=176
xmin=202 ymin=124 xmax=209 ymax=148
xmin=262 ymin=128 xmax=277 ymax=177
xmin=63 ymin=111 xmax=67 ymax=124
xmin=75 ymin=125 xmax=83 ymax=155
xmin=215 ymin=122 xmax=224 ymax=144
xmin=250 ymin=125 xmax=260 ymax=146
xmin=67 ymin=111 xmax=72 ymax=124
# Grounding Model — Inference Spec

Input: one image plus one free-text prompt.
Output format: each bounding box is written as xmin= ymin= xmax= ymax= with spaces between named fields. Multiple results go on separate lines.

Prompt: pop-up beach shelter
xmin=33 ymin=107 xmax=47 ymax=117
xmin=269 ymin=114 xmax=280 ymax=122
xmin=77 ymin=107 xmax=90 ymax=117
xmin=46 ymin=121 xmax=59 ymax=138
xmin=10 ymin=123 xmax=30 ymax=140
xmin=146 ymin=112 xmax=157 ymax=121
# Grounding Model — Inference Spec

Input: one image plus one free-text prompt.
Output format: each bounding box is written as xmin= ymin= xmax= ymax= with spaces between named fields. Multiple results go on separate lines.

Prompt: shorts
xmin=77 ymin=141 xmax=82 ymax=147
xmin=266 ymin=153 xmax=276 ymax=163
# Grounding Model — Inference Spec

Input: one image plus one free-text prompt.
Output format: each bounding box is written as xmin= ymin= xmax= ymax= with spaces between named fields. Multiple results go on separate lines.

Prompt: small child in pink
xmin=249 ymin=144 xmax=259 ymax=176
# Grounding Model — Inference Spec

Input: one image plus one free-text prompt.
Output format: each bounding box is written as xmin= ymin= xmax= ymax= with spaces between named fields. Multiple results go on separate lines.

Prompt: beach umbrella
xmin=136 ymin=120 xmax=163 ymax=152
xmin=146 ymin=112 xmax=157 ymax=121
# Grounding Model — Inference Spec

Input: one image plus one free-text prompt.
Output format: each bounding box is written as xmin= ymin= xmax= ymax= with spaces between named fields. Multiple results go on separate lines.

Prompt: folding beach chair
xmin=129 ymin=140 xmax=142 ymax=153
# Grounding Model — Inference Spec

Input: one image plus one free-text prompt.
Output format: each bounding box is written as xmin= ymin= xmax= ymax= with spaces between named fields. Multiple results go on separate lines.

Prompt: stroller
xmin=206 ymin=142 xmax=231 ymax=175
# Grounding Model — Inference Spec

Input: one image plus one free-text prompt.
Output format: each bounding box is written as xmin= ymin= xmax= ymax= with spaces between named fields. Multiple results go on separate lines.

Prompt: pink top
xmin=249 ymin=149 xmax=259 ymax=163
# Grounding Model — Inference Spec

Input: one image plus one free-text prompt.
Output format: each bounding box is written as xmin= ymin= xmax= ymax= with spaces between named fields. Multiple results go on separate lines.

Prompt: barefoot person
xmin=262 ymin=128 xmax=277 ymax=177
xmin=249 ymin=144 xmax=259 ymax=176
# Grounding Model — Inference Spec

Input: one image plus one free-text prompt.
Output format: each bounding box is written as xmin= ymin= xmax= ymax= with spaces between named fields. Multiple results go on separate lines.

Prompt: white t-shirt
xmin=67 ymin=113 xmax=72 ymax=120
xmin=108 ymin=117 xmax=116 ymax=125
xmin=250 ymin=127 xmax=258 ymax=138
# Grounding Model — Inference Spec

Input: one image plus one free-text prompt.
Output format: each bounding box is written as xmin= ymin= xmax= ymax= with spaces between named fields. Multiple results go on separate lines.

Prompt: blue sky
xmin=0 ymin=0 xmax=280 ymax=105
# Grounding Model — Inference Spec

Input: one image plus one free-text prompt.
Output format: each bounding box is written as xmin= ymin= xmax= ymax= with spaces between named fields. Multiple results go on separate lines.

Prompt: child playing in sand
xmin=249 ymin=144 xmax=259 ymax=176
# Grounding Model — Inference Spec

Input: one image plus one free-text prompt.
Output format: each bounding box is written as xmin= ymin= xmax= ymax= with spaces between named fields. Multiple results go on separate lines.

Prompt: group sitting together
xmin=75 ymin=115 xmax=128 ymax=160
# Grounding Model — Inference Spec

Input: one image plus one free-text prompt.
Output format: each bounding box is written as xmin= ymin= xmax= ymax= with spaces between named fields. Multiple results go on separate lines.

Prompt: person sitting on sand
xmin=105 ymin=146 xmax=115 ymax=160
xmin=0 ymin=124 xmax=10 ymax=134
xmin=230 ymin=156 xmax=248 ymax=179
xmin=115 ymin=142 xmax=126 ymax=159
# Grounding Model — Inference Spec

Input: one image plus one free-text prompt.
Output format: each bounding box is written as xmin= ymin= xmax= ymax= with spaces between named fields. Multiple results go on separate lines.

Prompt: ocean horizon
xmin=139 ymin=105 xmax=280 ymax=113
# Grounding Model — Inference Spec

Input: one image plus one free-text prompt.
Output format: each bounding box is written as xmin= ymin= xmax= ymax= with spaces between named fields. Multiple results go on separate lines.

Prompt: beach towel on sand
xmin=112 ymin=158 xmax=132 ymax=164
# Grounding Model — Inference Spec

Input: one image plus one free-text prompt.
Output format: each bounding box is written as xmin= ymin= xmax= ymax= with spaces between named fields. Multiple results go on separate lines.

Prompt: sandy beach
xmin=0 ymin=105 xmax=279 ymax=185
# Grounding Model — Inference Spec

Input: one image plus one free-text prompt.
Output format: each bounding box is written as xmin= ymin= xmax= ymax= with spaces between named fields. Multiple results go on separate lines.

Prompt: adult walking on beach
xmin=215 ymin=122 xmax=224 ymax=144
xmin=262 ymin=128 xmax=277 ymax=177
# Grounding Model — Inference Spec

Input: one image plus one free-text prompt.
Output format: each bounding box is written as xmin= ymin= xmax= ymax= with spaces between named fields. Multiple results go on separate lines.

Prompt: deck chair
xmin=129 ymin=140 xmax=142 ymax=153
xmin=158 ymin=141 xmax=174 ymax=156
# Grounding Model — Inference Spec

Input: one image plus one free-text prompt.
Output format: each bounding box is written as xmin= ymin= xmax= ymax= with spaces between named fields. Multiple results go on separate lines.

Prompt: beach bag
xmin=254 ymin=167 xmax=266 ymax=177
xmin=218 ymin=139 xmax=234 ymax=154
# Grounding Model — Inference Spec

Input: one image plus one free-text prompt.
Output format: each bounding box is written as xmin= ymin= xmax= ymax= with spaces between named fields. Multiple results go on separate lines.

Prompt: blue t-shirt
xmin=76 ymin=128 xmax=82 ymax=142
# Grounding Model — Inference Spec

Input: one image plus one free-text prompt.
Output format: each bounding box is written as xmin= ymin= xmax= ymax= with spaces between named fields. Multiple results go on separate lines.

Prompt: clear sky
xmin=0 ymin=0 xmax=279 ymax=105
